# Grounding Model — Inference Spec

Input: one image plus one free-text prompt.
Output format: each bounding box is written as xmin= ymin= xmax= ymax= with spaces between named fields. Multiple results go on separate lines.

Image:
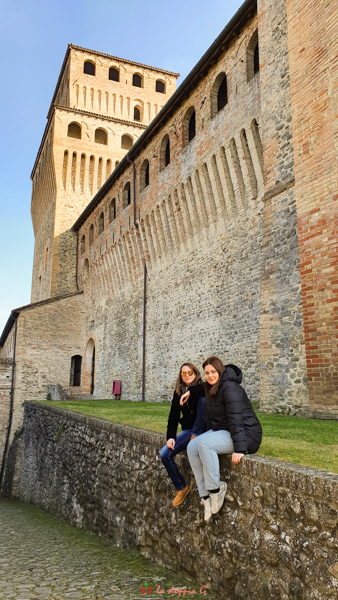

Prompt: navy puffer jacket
xmin=205 ymin=364 xmax=262 ymax=454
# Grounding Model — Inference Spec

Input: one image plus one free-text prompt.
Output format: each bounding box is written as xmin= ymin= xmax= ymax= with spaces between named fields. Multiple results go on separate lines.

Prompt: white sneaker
xmin=201 ymin=497 xmax=212 ymax=521
xmin=210 ymin=482 xmax=227 ymax=515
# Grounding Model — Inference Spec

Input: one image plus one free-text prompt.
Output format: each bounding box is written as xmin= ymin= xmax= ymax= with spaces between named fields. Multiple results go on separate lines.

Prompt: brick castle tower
xmin=30 ymin=44 xmax=179 ymax=302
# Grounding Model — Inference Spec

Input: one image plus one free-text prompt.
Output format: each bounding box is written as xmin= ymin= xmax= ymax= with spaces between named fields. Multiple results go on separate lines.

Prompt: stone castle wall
xmin=20 ymin=402 xmax=338 ymax=600
xmin=0 ymin=293 xmax=86 ymax=458
xmin=0 ymin=358 xmax=13 ymax=467
xmin=74 ymin=1 xmax=310 ymax=411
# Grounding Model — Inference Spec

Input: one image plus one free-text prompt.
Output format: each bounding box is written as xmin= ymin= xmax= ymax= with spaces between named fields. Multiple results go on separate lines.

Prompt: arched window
xmin=95 ymin=128 xmax=107 ymax=145
xmin=182 ymin=107 xmax=196 ymax=147
xmin=85 ymin=338 xmax=95 ymax=394
xmin=132 ymin=73 xmax=142 ymax=88
xmin=123 ymin=182 xmax=131 ymax=208
xmin=189 ymin=111 xmax=196 ymax=142
xmin=210 ymin=73 xmax=228 ymax=118
xmin=109 ymin=198 xmax=116 ymax=223
xmin=134 ymin=106 xmax=141 ymax=121
xmin=81 ymin=235 xmax=85 ymax=255
xmin=121 ymin=134 xmax=133 ymax=150
xmin=109 ymin=67 xmax=119 ymax=82
xmin=160 ymin=135 xmax=170 ymax=171
xmin=89 ymin=224 xmax=94 ymax=245
xmin=98 ymin=212 xmax=104 ymax=235
xmin=247 ymin=30 xmax=259 ymax=81
xmin=106 ymin=159 xmax=112 ymax=179
xmin=165 ymin=139 xmax=170 ymax=166
xmin=156 ymin=80 xmax=165 ymax=94
xmin=115 ymin=160 xmax=120 ymax=167
xmin=83 ymin=258 xmax=89 ymax=278
xmin=84 ymin=61 xmax=95 ymax=76
xmin=70 ymin=355 xmax=82 ymax=387
xmin=254 ymin=42 xmax=259 ymax=75
xmin=67 ymin=122 xmax=82 ymax=139
xmin=140 ymin=159 xmax=150 ymax=191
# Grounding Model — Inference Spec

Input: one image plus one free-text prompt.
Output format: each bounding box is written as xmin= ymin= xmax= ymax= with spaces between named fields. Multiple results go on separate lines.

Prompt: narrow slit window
xmin=123 ymin=182 xmax=131 ymax=208
xmin=188 ymin=110 xmax=196 ymax=142
xmin=109 ymin=198 xmax=116 ymax=222
xmin=98 ymin=212 xmax=104 ymax=235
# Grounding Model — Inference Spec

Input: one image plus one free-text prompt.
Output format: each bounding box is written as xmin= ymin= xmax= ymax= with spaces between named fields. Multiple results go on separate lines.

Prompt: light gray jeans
xmin=187 ymin=429 xmax=234 ymax=497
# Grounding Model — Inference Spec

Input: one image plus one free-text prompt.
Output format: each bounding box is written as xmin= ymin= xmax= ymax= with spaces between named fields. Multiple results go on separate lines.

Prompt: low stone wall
xmin=20 ymin=402 xmax=338 ymax=600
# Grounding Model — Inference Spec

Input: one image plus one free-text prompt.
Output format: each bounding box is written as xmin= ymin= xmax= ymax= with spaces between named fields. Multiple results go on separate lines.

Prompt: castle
xmin=1 ymin=0 xmax=337 ymax=474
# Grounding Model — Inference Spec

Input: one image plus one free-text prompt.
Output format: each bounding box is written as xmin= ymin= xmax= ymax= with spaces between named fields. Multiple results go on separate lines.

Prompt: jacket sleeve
xmin=166 ymin=393 xmax=180 ymax=440
xmin=191 ymin=396 xmax=206 ymax=435
xmin=222 ymin=383 xmax=247 ymax=453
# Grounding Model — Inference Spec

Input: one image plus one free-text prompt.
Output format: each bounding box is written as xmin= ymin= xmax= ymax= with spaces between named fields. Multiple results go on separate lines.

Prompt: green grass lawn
xmin=44 ymin=399 xmax=338 ymax=474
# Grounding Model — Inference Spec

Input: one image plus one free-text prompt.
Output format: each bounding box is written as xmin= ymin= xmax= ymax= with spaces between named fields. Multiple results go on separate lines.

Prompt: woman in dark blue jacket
xmin=160 ymin=362 xmax=206 ymax=507
xmin=186 ymin=356 xmax=262 ymax=521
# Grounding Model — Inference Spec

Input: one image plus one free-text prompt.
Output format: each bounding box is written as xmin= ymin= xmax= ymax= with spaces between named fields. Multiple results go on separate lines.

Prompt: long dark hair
xmin=202 ymin=356 xmax=225 ymax=399
xmin=175 ymin=362 xmax=203 ymax=395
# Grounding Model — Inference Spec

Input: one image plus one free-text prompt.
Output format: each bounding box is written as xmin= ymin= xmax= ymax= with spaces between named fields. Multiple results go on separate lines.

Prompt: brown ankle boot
xmin=172 ymin=485 xmax=190 ymax=507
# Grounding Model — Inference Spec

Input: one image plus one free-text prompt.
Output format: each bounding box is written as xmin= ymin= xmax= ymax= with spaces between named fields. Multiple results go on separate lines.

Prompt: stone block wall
xmin=20 ymin=402 xmax=338 ymax=600
xmin=0 ymin=358 xmax=13 ymax=467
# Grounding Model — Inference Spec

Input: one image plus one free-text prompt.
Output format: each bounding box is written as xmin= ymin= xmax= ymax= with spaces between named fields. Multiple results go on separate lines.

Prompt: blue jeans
xmin=187 ymin=429 xmax=234 ymax=497
xmin=159 ymin=429 xmax=192 ymax=491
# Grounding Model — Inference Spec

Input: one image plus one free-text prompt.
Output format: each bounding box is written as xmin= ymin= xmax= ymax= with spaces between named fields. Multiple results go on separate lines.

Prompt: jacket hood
xmin=221 ymin=364 xmax=242 ymax=384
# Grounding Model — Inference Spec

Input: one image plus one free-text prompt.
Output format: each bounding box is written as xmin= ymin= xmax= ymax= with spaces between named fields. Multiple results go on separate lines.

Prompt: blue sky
xmin=0 ymin=0 xmax=244 ymax=332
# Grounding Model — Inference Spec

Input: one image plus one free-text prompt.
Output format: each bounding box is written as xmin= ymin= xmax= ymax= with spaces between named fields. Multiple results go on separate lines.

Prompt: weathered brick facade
xmin=1 ymin=0 xmax=337 ymax=458
xmin=286 ymin=0 xmax=338 ymax=412
xmin=30 ymin=45 xmax=179 ymax=303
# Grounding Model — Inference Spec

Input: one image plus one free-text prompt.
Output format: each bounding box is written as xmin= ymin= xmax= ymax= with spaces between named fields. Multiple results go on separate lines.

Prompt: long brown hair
xmin=175 ymin=362 xmax=203 ymax=395
xmin=202 ymin=356 xmax=225 ymax=399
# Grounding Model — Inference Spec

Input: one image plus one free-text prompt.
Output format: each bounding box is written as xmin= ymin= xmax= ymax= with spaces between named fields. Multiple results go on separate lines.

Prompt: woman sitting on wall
xmin=159 ymin=363 xmax=206 ymax=507
xmin=185 ymin=356 xmax=262 ymax=521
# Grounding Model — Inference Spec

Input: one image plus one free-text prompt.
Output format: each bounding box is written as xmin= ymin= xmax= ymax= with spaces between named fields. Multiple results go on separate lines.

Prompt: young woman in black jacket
xmin=186 ymin=356 xmax=262 ymax=521
xmin=159 ymin=362 xmax=206 ymax=507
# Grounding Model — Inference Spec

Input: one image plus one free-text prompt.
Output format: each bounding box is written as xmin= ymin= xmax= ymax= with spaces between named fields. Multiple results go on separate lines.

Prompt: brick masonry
xmin=20 ymin=402 xmax=338 ymax=600
xmin=286 ymin=0 xmax=338 ymax=411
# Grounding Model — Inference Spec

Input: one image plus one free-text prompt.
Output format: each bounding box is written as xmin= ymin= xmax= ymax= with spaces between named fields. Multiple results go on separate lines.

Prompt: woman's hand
xmin=180 ymin=390 xmax=190 ymax=406
xmin=231 ymin=452 xmax=244 ymax=465
xmin=167 ymin=438 xmax=175 ymax=450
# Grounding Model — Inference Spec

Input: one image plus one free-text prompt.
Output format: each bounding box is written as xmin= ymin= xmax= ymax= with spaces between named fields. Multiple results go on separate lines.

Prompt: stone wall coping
xmin=26 ymin=401 xmax=338 ymax=497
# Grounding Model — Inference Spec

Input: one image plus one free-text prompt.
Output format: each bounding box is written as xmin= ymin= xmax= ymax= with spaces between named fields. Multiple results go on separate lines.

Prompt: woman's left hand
xmin=180 ymin=390 xmax=190 ymax=406
xmin=231 ymin=452 xmax=244 ymax=465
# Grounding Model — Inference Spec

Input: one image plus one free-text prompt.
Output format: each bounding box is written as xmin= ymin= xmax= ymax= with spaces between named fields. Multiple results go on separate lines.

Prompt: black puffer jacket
xmin=167 ymin=383 xmax=205 ymax=440
xmin=205 ymin=365 xmax=262 ymax=454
